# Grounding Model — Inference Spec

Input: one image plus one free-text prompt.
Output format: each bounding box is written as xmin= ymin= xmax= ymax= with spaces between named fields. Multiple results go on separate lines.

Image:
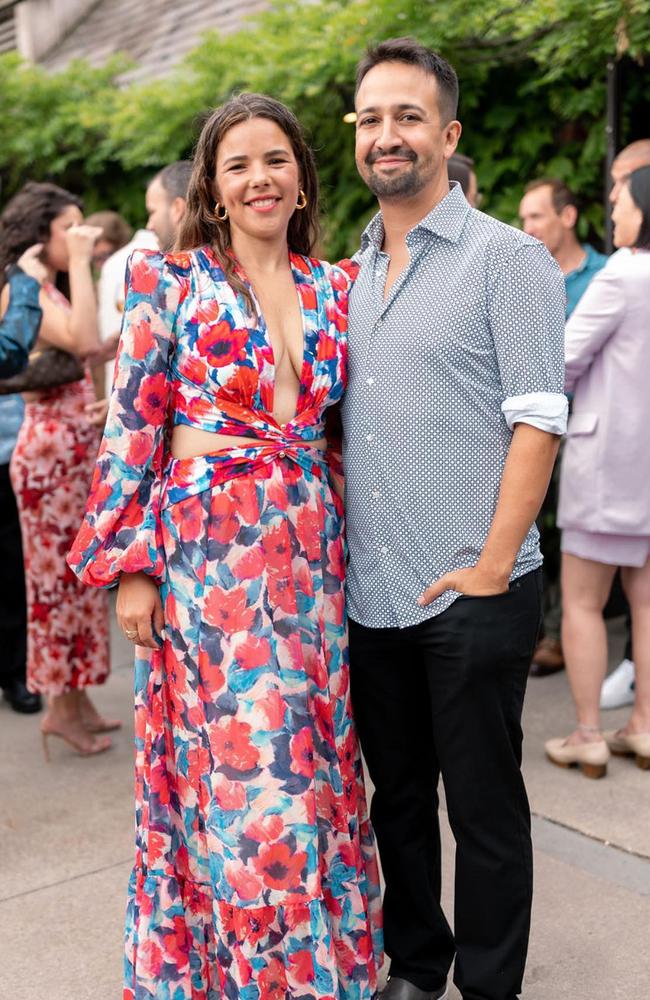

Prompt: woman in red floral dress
xmin=0 ymin=182 xmax=112 ymax=756
xmin=69 ymin=95 xmax=383 ymax=998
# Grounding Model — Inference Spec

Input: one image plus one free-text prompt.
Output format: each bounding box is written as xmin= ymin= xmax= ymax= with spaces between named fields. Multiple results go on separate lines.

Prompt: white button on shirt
xmin=342 ymin=183 xmax=568 ymax=629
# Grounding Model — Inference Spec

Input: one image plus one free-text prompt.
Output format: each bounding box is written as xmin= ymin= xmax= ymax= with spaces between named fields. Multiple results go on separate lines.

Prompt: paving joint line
xmin=0 ymin=857 xmax=132 ymax=904
xmin=531 ymin=809 xmax=650 ymax=861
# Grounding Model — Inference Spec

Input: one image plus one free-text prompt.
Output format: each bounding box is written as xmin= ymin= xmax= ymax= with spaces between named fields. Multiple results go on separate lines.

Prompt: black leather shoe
xmin=3 ymin=680 xmax=42 ymax=714
xmin=380 ymin=978 xmax=448 ymax=1000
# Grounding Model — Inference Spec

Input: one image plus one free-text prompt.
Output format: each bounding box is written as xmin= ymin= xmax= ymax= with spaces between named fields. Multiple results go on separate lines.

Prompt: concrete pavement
xmin=1 ymin=607 xmax=649 ymax=999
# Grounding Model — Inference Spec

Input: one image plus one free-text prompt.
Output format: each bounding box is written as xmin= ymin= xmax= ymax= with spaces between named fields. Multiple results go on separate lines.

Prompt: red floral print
xmin=134 ymin=372 xmax=169 ymax=426
xmin=10 ymin=286 xmax=109 ymax=697
xmin=68 ymin=248 xmax=382 ymax=1000
xmin=210 ymin=716 xmax=260 ymax=772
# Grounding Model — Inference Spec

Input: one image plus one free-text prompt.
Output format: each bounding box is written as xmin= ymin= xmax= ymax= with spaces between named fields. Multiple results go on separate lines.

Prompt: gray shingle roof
xmin=40 ymin=0 xmax=268 ymax=83
xmin=0 ymin=0 xmax=18 ymax=56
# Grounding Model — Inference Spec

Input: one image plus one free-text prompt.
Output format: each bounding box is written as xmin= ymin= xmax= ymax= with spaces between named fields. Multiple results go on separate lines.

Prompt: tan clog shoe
xmin=544 ymin=736 xmax=609 ymax=779
xmin=603 ymin=730 xmax=650 ymax=770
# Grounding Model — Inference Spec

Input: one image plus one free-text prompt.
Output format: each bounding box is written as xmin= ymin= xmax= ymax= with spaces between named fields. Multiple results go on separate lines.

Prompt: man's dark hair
xmin=355 ymin=37 xmax=459 ymax=124
xmin=153 ymin=160 xmax=193 ymax=202
xmin=629 ymin=164 xmax=650 ymax=250
xmin=448 ymin=153 xmax=474 ymax=196
xmin=524 ymin=178 xmax=579 ymax=216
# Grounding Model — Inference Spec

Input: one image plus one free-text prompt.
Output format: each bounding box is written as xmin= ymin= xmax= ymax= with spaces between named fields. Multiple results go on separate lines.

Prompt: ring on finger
xmin=124 ymin=628 xmax=139 ymax=640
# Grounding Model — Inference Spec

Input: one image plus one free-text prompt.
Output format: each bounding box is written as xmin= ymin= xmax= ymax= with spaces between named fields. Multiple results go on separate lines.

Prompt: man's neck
xmin=379 ymin=173 xmax=450 ymax=254
xmin=555 ymin=237 xmax=586 ymax=276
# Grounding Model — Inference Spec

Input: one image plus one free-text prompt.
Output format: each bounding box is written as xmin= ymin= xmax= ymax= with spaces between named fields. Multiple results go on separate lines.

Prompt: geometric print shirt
xmin=341 ymin=182 xmax=568 ymax=629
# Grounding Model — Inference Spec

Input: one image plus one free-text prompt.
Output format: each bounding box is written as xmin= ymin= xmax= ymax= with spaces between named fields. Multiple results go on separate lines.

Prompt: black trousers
xmin=0 ymin=462 xmax=28 ymax=691
xmin=349 ymin=569 xmax=543 ymax=1000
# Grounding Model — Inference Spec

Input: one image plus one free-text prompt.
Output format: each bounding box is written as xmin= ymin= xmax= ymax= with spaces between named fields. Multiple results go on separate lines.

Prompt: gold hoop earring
xmin=296 ymin=189 xmax=308 ymax=210
xmin=215 ymin=202 xmax=229 ymax=222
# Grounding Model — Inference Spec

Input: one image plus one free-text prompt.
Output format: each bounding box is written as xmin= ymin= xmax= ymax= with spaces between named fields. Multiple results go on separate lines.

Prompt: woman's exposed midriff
xmin=170 ymin=423 xmax=327 ymax=460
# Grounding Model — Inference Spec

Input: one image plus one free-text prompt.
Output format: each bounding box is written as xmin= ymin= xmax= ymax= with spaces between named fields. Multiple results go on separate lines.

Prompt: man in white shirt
xmin=97 ymin=227 xmax=159 ymax=398
xmin=97 ymin=160 xmax=193 ymax=399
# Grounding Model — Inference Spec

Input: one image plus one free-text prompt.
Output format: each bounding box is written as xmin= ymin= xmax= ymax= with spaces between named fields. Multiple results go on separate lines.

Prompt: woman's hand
xmin=65 ymin=224 xmax=104 ymax=264
xmin=116 ymin=571 xmax=165 ymax=649
xmin=17 ymin=244 xmax=47 ymax=284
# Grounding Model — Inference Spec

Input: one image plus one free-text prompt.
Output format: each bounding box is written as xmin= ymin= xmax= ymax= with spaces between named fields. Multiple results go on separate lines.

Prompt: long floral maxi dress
xmin=68 ymin=248 xmax=383 ymax=1000
xmin=10 ymin=284 xmax=109 ymax=696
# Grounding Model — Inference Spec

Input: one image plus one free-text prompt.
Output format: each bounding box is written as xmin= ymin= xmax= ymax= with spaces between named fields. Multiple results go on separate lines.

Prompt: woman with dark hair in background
xmin=69 ymin=94 xmax=382 ymax=998
xmin=546 ymin=165 xmax=650 ymax=776
xmin=0 ymin=182 xmax=112 ymax=755
xmin=0 ymin=245 xmax=46 ymax=715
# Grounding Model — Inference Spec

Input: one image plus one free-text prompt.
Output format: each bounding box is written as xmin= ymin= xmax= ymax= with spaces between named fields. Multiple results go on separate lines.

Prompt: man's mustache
xmin=366 ymin=147 xmax=417 ymax=166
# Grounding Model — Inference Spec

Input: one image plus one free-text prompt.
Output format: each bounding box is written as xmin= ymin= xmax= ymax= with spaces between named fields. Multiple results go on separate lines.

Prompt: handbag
xmin=0 ymin=345 xmax=84 ymax=395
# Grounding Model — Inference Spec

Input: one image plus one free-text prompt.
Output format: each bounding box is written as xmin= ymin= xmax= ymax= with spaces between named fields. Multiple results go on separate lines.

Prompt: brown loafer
xmin=530 ymin=637 xmax=565 ymax=676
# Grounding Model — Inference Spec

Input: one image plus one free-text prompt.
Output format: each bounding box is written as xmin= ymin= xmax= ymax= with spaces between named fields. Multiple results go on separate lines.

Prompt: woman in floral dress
xmin=68 ymin=94 xmax=383 ymax=999
xmin=0 ymin=182 xmax=112 ymax=756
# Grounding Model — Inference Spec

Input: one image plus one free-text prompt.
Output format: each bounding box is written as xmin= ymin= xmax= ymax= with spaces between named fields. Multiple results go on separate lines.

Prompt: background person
xmin=0 ymin=245 xmax=46 ymax=377
xmin=95 ymin=162 xmax=192 ymax=400
xmin=546 ymin=165 xmax=650 ymax=777
xmin=96 ymin=228 xmax=158 ymax=400
xmin=144 ymin=159 xmax=192 ymax=252
xmin=610 ymin=139 xmax=650 ymax=203
xmin=447 ymin=151 xmax=479 ymax=207
xmin=85 ymin=210 xmax=133 ymax=273
xmin=519 ymin=178 xmax=606 ymax=317
xmin=519 ymin=177 xmax=607 ymax=677
xmin=600 ymin=137 xmax=650 ymax=710
xmin=0 ymin=245 xmax=47 ymax=715
xmin=83 ymin=210 xmax=134 ymax=412
xmin=0 ymin=182 xmax=112 ymax=757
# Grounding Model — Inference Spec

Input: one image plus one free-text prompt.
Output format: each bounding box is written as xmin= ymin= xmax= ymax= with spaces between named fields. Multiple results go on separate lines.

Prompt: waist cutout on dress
xmin=161 ymin=441 xmax=330 ymax=508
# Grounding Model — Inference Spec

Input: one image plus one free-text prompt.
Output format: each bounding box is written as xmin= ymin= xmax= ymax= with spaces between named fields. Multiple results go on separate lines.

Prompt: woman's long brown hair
xmin=176 ymin=93 xmax=321 ymax=312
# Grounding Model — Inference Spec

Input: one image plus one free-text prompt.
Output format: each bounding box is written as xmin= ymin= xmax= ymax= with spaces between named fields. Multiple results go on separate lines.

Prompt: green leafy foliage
xmin=1 ymin=0 xmax=648 ymax=256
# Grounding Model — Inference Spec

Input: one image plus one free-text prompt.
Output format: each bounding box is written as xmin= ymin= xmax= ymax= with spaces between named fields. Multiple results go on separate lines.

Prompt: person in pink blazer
xmin=546 ymin=165 xmax=650 ymax=777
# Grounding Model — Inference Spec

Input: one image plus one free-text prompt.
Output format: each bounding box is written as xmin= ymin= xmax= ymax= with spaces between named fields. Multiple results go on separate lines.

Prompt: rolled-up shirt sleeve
xmin=488 ymin=240 xmax=568 ymax=435
xmin=501 ymin=391 xmax=568 ymax=434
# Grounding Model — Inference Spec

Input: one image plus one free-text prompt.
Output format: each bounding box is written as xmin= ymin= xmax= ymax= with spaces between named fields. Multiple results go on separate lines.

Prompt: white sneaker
xmin=600 ymin=658 xmax=635 ymax=710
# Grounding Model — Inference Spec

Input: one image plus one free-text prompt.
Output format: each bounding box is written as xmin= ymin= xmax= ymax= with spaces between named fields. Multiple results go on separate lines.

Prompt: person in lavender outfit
xmin=546 ymin=166 xmax=650 ymax=776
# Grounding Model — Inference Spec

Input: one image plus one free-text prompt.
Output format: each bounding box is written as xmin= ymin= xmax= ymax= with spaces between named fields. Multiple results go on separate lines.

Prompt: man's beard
xmin=365 ymin=148 xmax=434 ymax=200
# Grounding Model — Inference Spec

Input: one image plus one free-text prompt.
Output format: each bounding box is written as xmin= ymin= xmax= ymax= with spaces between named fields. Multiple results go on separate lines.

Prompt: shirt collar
xmin=567 ymin=243 xmax=602 ymax=278
xmin=360 ymin=181 xmax=471 ymax=252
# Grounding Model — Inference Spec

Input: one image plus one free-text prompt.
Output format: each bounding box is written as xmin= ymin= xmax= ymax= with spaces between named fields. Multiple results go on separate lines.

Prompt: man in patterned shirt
xmin=342 ymin=38 xmax=568 ymax=1000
